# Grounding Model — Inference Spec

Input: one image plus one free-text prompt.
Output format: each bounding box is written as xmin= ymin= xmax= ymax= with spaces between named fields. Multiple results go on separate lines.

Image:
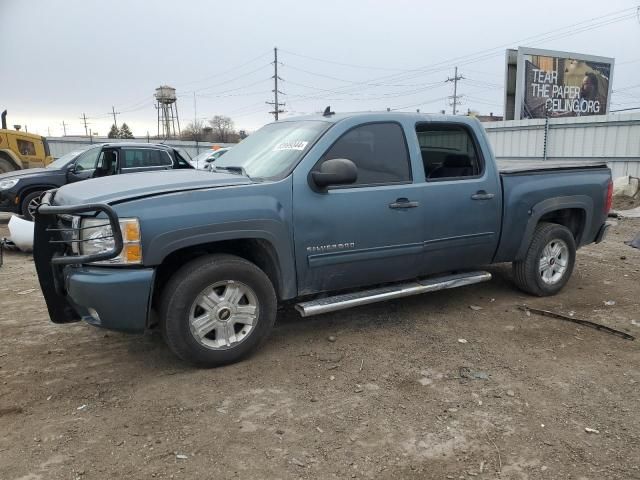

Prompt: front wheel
xmin=160 ymin=254 xmax=277 ymax=367
xmin=21 ymin=190 xmax=44 ymax=220
xmin=512 ymin=222 xmax=576 ymax=297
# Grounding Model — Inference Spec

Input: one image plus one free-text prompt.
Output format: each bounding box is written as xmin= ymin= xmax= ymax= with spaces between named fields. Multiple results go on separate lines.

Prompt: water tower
xmin=154 ymin=85 xmax=181 ymax=138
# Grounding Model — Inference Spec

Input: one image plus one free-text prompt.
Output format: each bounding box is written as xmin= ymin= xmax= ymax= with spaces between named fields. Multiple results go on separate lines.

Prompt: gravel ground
xmin=0 ymin=214 xmax=639 ymax=480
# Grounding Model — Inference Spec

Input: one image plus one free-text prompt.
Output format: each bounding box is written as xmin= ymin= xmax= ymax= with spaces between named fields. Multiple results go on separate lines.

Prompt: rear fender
xmin=515 ymin=195 xmax=592 ymax=261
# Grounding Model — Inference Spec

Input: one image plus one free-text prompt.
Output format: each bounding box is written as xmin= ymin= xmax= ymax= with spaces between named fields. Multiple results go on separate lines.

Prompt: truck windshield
xmin=214 ymin=120 xmax=330 ymax=179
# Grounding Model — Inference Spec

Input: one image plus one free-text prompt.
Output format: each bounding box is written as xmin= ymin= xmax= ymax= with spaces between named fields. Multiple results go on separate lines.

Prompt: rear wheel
xmin=21 ymin=190 xmax=44 ymax=220
xmin=512 ymin=222 xmax=576 ymax=296
xmin=160 ymin=254 xmax=277 ymax=367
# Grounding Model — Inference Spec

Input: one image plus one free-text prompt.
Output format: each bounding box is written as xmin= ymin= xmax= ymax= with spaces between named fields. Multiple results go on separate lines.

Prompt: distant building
xmin=475 ymin=112 xmax=504 ymax=122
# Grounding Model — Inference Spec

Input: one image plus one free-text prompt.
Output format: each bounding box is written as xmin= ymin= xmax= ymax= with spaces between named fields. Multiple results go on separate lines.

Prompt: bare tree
xmin=181 ymin=120 xmax=205 ymax=141
xmin=209 ymin=115 xmax=235 ymax=143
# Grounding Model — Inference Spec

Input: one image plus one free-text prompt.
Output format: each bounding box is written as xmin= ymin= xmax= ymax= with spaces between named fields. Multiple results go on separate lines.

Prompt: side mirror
xmin=311 ymin=158 xmax=357 ymax=189
xmin=67 ymin=164 xmax=76 ymax=174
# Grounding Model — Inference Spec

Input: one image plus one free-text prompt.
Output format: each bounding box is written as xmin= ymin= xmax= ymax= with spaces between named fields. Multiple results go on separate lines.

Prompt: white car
xmin=190 ymin=148 xmax=230 ymax=170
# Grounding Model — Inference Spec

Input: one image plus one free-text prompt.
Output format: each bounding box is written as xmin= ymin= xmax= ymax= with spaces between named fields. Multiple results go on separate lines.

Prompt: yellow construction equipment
xmin=0 ymin=110 xmax=53 ymax=173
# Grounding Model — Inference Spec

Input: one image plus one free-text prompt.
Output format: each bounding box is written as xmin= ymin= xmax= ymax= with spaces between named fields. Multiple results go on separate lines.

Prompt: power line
xmin=175 ymin=51 xmax=272 ymax=89
xmin=278 ymin=48 xmax=418 ymax=72
xmin=191 ymin=64 xmax=272 ymax=94
xmin=278 ymin=6 xmax=637 ymax=105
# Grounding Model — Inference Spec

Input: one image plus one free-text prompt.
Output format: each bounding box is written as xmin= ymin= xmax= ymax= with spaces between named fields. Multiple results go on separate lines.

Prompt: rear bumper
xmin=64 ymin=266 xmax=155 ymax=333
xmin=594 ymin=222 xmax=612 ymax=244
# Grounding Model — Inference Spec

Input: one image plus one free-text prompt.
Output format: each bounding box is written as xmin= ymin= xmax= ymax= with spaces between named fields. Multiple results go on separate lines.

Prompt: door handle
xmin=389 ymin=198 xmax=419 ymax=209
xmin=471 ymin=191 xmax=495 ymax=200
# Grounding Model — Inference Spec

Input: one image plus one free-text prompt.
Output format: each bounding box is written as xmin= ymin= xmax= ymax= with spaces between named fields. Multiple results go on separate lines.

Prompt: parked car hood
xmin=53 ymin=170 xmax=253 ymax=206
xmin=0 ymin=167 xmax=63 ymax=180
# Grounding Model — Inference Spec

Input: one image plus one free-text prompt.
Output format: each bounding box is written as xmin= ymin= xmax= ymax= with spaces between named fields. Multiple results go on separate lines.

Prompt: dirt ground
xmin=613 ymin=194 xmax=640 ymax=211
xmin=0 ymin=213 xmax=639 ymax=480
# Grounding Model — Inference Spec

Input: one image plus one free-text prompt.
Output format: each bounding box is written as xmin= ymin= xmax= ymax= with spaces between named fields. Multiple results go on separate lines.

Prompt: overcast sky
xmin=1 ymin=0 xmax=639 ymax=137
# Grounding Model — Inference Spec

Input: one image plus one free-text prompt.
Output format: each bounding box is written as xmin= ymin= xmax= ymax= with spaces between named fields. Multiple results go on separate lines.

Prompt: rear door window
xmin=121 ymin=148 xmax=173 ymax=169
xmin=321 ymin=122 xmax=411 ymax=186
xmin=416 ymin=124 xmax=483 ymax=180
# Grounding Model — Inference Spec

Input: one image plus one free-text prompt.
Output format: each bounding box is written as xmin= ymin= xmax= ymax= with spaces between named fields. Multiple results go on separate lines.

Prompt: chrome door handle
xmin=389 ymin=198 xmax=419 ymax=209
xmin=471 ymin=191 xmax=495 ymax=200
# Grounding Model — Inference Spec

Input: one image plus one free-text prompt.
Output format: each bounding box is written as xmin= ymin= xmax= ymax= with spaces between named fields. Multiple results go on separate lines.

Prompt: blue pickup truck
xmin=33 ymin=112 xmax=613 ymax=367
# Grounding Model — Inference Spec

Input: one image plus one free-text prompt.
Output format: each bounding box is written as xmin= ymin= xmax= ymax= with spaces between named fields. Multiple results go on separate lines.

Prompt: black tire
xmin=20 ymin=190 xmax=44 ymax=220
xmin=0 ymin=157 xmax=17 ymax=174
xmin=160 ymin=254 xmax=277 ymax=367
xmin=512 ymin=222 xmax=576 ymax=297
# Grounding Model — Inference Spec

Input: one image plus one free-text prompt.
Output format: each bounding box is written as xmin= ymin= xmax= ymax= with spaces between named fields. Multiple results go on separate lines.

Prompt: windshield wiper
xmin=214 ymin=165 xmax=249 ymax=177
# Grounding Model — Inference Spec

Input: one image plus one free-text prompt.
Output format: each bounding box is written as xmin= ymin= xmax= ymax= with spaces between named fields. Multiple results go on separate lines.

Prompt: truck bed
xmin=497 ymin=160 xmax=607 ymax=174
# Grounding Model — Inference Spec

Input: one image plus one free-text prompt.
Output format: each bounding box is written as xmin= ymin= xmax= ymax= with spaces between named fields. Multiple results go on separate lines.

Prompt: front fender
xmin=113 ymin=180 xmax=296 ymax=299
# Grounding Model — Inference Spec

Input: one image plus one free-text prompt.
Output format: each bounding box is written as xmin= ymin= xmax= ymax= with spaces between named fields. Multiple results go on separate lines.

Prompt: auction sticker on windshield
xmin=273 ymin=140 xmax=309 ymax=151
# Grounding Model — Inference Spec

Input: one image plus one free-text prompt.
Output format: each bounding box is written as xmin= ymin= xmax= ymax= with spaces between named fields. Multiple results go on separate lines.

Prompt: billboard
xmin=505 ymin=47 xmax=614 ymax=120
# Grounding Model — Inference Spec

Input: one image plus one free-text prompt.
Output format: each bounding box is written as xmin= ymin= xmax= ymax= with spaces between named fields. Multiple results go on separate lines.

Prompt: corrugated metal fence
xmin=46 ymin=137 xmax=233 ymax=160
xmin=46 ymin=114 xmax=640 ymax=178
xmin=483 ymin=112 xmax=640 ymax=178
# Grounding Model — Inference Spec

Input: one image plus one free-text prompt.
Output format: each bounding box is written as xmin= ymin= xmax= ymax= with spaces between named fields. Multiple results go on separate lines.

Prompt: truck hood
xmin=0 ymin=167 xmax=63 ymax=180
xmin=53 ymin=170 xmax=253 ymax=206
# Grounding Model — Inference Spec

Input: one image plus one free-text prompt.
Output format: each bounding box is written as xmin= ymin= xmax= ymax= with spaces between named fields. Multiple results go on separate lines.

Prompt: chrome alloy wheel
xmin=27 ymin=195 xmax=41 ymax=219
xmin=539 ymin=239 xmax=569 ymax=285
xmin=188 ymin=280 xmax=259 ymax=350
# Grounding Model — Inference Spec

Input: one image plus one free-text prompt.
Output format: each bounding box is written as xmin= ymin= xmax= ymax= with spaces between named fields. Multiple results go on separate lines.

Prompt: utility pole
xmin=446 ymin=66 xmax=464 ymax=115
xmin=111 ymin=106 xmax=120 ymax=127
xmin=80 ymin=113 xmax=89 ymax=136
xmin=193 ymin=92 xmax=200 ymax=155
xmin=61 ymin=120 xmax=67 ymax=136
xmin=266 ymin=47 xmax=285 ymax=120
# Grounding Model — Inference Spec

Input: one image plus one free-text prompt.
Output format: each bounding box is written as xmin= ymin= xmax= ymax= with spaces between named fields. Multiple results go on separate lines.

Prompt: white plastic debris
xmin=603 ymin=300 xmax=616 ymax=306
xmin=618 ymin=206 xmax=640 ymax=218
xmin=613 ymin=175 xmax=639 ymax=197
xmin=176 ymin=454 xmax=188 ymax=460
xmin=585 ymin=427 xmax=600 ymax=434
xmin=458 ymin=338 xmax=468 ymax=344
xmin=7 ymin=215 xmax=34 ymax=252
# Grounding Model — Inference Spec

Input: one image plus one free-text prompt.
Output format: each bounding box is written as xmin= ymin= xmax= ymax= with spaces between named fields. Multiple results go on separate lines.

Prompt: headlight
xmin=0 ymin=179 xmax=19 ymax=190
xmin=80 ymin=217 xmax=142 ymax=265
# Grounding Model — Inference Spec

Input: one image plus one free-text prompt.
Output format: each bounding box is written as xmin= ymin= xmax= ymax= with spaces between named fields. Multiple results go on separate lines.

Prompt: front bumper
xmin=64 ymin=266 xmax=155 ymax=333
xmin=34 ymin=191 xmax=151 ymax=333
xmin=0 ymin=190 xmax=19 ymax=213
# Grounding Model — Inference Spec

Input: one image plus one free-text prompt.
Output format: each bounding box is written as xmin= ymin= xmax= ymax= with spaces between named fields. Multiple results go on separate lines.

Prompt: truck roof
xmin=0 ymin=129 xmax=46 ymax=141
xmin=279 ymin=111 xmax=482 ymax=126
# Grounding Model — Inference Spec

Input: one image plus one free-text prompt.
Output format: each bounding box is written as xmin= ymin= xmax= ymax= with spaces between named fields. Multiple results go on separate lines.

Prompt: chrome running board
xmin=295 ymin=271 xmax=492 ymax=317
